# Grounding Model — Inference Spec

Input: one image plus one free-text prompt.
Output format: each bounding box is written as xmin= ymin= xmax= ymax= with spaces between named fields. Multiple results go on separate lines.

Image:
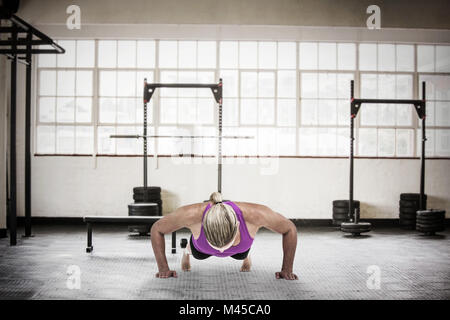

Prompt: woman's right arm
xmin=150 ymin=204 xmax=199 ymax=278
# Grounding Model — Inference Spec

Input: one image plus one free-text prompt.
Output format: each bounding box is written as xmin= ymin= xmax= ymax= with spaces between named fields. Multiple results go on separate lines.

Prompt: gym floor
xmin=0 ymin=224 xmax=448 ymax=300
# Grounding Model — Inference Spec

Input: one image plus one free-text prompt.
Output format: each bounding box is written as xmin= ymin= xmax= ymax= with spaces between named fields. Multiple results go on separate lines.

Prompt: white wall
xmin=30 ymin=156 xmax=450 ymax=218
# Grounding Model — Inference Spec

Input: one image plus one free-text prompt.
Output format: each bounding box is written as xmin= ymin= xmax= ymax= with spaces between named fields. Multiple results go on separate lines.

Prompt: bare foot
xmin=240 ymin=256 xmax=251 ymax=272
xmin=181 ymin=252 xmax=191 ymax=271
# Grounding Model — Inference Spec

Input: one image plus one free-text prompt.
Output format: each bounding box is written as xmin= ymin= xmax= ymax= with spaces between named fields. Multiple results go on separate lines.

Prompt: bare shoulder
xmin=175 ymin=202 xmax=207 ymax=223
xmin=234 ymin=202 xmax=273 ymax=227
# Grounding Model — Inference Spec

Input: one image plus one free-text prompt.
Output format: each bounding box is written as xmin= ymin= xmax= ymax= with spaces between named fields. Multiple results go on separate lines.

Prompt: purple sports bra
xmin=192 ymin=201 xmax=254 ymax=257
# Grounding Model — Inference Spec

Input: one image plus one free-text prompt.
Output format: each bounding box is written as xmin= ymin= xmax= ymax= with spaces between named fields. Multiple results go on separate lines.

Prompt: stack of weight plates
xmin=133 ymin=187 xmax=162 ymax=215
xmin=416 ymin=209 xmax=446 ymax=235
xmin=128 ymin=203 xmax=159 ymax=235
xmin=399 ymin=193 xmax=427 ymax=229
xmin=332 ymin=200 xmax=360 ymax=226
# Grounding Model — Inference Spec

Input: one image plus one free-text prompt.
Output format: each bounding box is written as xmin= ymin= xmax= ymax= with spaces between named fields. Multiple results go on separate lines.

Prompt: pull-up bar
xmin=349 ymin=80 xmax=427 ymax=224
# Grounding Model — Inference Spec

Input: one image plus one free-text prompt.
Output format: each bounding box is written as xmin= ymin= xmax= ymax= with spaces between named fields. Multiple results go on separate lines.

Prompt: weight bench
xmin=83 ymin=216 xmax=176 ymax=254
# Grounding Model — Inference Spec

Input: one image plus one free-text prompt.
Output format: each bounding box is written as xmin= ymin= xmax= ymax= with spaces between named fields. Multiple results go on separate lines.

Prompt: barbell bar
xmin=110 ymin=134 xmax=254 ymax=139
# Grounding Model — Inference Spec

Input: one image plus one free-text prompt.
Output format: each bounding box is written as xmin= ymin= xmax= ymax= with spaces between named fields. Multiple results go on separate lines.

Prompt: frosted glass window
xmin=57 ymin=40 xmax=76 ymax=67
xmin=358 ymin=128 xmax=377 ymax=156
xmin=337 ymin=100 xmax=349 ymax=126
xmin=337 ymin=43 xmax=356 ymax=70
xmin=258 ymin=72 xmax=275 ymax=97
xmin=359 ymin=44 xmax=377 ymax=71
xmin=56 ymin=126 xmax=75 ymax=154
xmin=240 ymin=98 xmax=258 ymax=124
xmin=117 ymin=98 xmax=137 ymax=124
xmin=337 ymin=73 xmax=354 ymax=99
xmin=178 ymin=98 xmax=197 ymax=124
xmin=178 ymin=41 xmax=197 ymax=68
xmin=418 ymin=45 xmax=435 ymax=72
xmin=239 ymin=41 xmax=257 ymax=68
xmin=220 ymin=42 xmax=238 ymax=68
xmin=377 ymin=74 xmax=396 ymax=99
xmin=76 ymin=71 xmax=93 ymax=96
xmin=99 ymin=71 xmax=116 ymax=97
xmin=220 ymin=70 xmax=238 ymax=97
xmin=57 ymin=71 xmax=75 ymax=96
xmin=360 ymin=74 xmax=377 ymax=99
xmin=223 ymin=98 xmax=239 ymax=126
xmin=318 ymin=128 xmax=337 ymax=156
xmin=396 ymin=75 xmax=413 ymax=99
xmin=277 ymin=42 xmax=296 ymax=69
xmin=301 ymin=100 xmax=317 ymax=125
xmin=98 ymin=40 xmax=117 ymax=68
xmin=378 ymin=129 xmax=395 ymax=156
xmin=258 ymin=128 xmax=278 ymax=156
xmin=75 ymin=126 xmax=94 ymax=154
xmin=76 ymin=40 xmax=95 ymax=68
xmin=277 ymin=99 xmax=296 ymax=126
xmin=98 ymin=126 xmax=116 ymax=154
xmin=360 ymin=104 xmax=378 ymax=126
xmin=137 ymin=41 xmax=156 ymax=68
xmin=258 ymin=42 xmax=276 ymax=69
xmin=436 ymin=46 xmax=450 ymax=72
xmin=436 ymin=129 xmax=450 ymax=156
xmin=36 ymin=126 xmax=55 ymax=153
xmin=318 ymin=73 xmax=337 ymax=99
xmin=396 ymin=45 xmax=414 ymax=72
xmin=299 ymin=127 xmax=317 ymax=156
xmin=435 ymin=102 xmax=450 ymax=126
xmin=241 ymin=72 xmax=257 ymax=97
xmin=396 ymin=104 xmax=413 ymax=126
xmin=56 ymin=98 xmax=75 ymax=123
xmin=159 ymin=98 xmax=177 ymax=124
xmin=318 ymin=100 xmax=337 ymax=125
xmin=159 ymin=41 xmax=178 ymax=68
xmin=337 ymin=128 xmax=349 ymax=156
xmin=277 ymin=128 xmax=296 ymax=156
xmin=378 ymin=44 xmax=395 ymax=71
xmin=396 ymin=129 xmax=414 ymax=157
xmin=39 ymin=97 xmax=56 ymax=123
xmin=258 ymin=99 xmax=275 ymax=125
xmin=277 ymin=71 xmax=296 ymax=98
xmin=299 ymin=43 xmax=317 ymax=70
xmin=117 ymin=41 xmax=136 ymax=68
xmin=197 ymin=99 xmax=214 ymax=124
xmin=39 ymin=71 xmax=56 ymax=96
xmin=197 ymin=41 xmax=216 ymax=68
xmin=99 ymin=98 xmax=116 ymax=123
xmin=117 ymin=71 xmax=136 ymax=97
xmin=301 ymin=73 xmax=318 ymax=98
xmin=318 ymin=43 xmax=336 ymax=70
xmin=75 ymin=98 xmax=92 ymax=123
xmin=38 ymin=45 xmax=56 ymax=67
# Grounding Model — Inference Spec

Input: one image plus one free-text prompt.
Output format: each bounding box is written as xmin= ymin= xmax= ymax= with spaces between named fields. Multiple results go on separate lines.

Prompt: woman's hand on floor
xmin=275 ymin=270 xmax=298 ymax=280
xmin=156 ymin=270 xmax=178 ymax=278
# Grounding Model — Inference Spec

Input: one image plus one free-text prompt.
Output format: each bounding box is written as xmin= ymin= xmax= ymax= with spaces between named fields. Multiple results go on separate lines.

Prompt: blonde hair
xmin=203 ymin=192 xmax=238 ymax=248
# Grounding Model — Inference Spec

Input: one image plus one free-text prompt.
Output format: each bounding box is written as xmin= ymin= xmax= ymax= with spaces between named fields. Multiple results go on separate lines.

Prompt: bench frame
xmin=83 ymin=216 xmax=176 ymax=254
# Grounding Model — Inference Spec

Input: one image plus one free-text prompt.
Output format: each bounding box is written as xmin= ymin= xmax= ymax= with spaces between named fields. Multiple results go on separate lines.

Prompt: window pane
xmin=378 ymin=74 xmax=395 ymax=99
xmin=38 ymin=45 xmax=56 ymax=67
xmin=396 ymin=45 xmax=414 ymax=72
xmin=435 ymin=102 xmax=450 ymax=126
xmin=258 ymin=128 xmax=277 ymax=156
xmin=299 ymin=42 xmax=317 ymax=70
xmin=178 ymin=98 xmax=197 ymax=124
xmin=197 ymin=71 xmax=215 ymax=97
xmin=56 ymin=126 xmax=75 ymax=154
xmin=98 ymin=126 xmax=116 ymax=154
xmin=220 ymin=70 xmax=238 ymax=97
xmin=318 ymin=43 xmax=336 ymax=70
xmin=178 ymin=41 xmax=197 ymax=68
xmin=277 ymin=71 xmax=296 ymax=98
xmin=75 ymin=126 xmax=94 ymax=154
xmin=197 ymin=98 xmax=214 ymax=124
xmin=436 ymin=129 xmax=450 ymax=156
xmin=160 ymin=98 xmax=177 ymax=124
xmin=160 ymin=71 xmax=178 ymax=97
xmin=258 ymin=42 xmax=276 ymax=69
xmin=241 ymin=72 xmax=257 ymax=97
xmin=76 ymin=40 xmax=95 ymax=68
xmin=56 ymin=98 xmax=75 ymax=123
xmin=258 ymin=72 xmax=275 ymax=97
xmin=136 ymin=71 xmax=154 ymax=96
xmin=223 ymin=98 xmax=238 ymax=126
xmin=318 ymin=128 xmax=337 ymax=156
xmin=117 ymin=98 xmax=137 ymax=124
xmin=178 ymin=71 xmax=197 ymax=97
xmin=277 ymin=99 xmax=296 ymax=126
xmin=360 ymin=73 xmax=377 ymax=99
xmin=378 ymin=44 xmax=395 ymax=71
xmin=301 ymin=99 xmax=317 ymax=125
xmin=57 ymin=40 xmax=76 ymax=67
xmin=39 ymin=97 xmax=56 ymax=123
xmin=396 ymin=104 xmax=412 ymax=126
xmin=220 ymin=41 xmax=238 ymax=68
xmin=57 ymin=71 xmax=75 ymax=96
xmin=396 ymin=75 xmax=412 ymax=99
xmin=360 ymin=104 xmax=377 ymax=126
xmin=318 ymin=73 xmax=337 ymax=99
xmin=337 ymin=100 xmax=349 ymax=126
xmin=378 ymin=129 xmax=395 ymax=156
xmin=117 ymin=40 xmax=136 ymax=68
xmin=337 ymin=43 xmax=355 ymax=70
xmin=36 ymin=126 xmax=55 ymax=153
xmin=99 ymin=98 xmax=116 ymax=123
xmin=258 ymin=99 xmax=274 ymax=125
xmin=116 ymin=126 xmax=138 ymax=154
xmin=337 ymin=73 xmax=354 ymax=99
xmin=299 ymin=127 xmax=317 ymax=156
xmin=76 ymin=71 xmax=93 ymax=96
xmin=436 ymin=46 xmax=450 ymax=72
xmin=417 ymin=45 xmax=435 ymax=72
xmin=318 ymin=100 xmax=336 ymax=125
xmin=359 ymin=44 xmax=377 ymax=71
xmin=277 ymin=128 xmax=296 ymax=156
xmin=300 ymin=73 xmax=317 ymax=98
xmin=99 ymin=71 xmax=116 ymax=97
xmin=98 ymin=40 xmax=117 ymax=68
xmin=278 ymin=42 xmax=296 ymax=69
xmin=417 ymin=129 xmax=435 ymax=156
xmin=197 ymin=41 xmax=216 ymax=68
xmin=396 ymin=129 xmax=413 ymax=157
xmin=240 ymin=98 xmax=257 ymax=124
xmin=75 ymin=98 xmax=92 ymax=123
xmin=358 ymin=128 xmax=377 ymax=156
xmin=337 ymin=128 xmax=349 ymax=156
xmin=39 ymin=71 xmax=56 ymax=96
xmin=239 ymin=41 xmax=257 ymax=68
xmin=159 ymin=41 xmax=178 ymax=68
xmin=117 ymin=71 xmax=136 ymax=97
xmin=137 ymin=40 xmax=156 ymax=68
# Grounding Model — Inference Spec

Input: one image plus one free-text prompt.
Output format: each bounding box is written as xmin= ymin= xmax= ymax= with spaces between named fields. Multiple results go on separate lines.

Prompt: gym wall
xmin=3 ymin=0 xmax=450 ymax=220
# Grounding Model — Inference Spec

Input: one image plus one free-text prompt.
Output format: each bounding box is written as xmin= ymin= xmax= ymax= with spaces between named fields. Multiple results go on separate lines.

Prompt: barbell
xmin=110 ymin=135 xmax=254 ymax=139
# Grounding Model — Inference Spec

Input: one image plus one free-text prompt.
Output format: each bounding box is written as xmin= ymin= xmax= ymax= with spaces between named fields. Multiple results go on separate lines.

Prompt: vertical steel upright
xmin=24 ymin=31 xmax=32 ymax=237
xmin=349 ymin=80 xmax=355 ymax=223
xmin=217 ymin=78 xmax=223 ymax=193
xmin=419 ymin=82 xmax=426 ymax=210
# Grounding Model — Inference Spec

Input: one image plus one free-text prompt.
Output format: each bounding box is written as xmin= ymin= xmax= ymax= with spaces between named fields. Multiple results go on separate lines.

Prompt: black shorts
xmin=189 ymin=235 xmax=250 ymax=260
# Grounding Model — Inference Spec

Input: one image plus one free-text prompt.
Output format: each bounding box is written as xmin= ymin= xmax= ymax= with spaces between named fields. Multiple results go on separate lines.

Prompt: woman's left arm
xmin=254 ymin=204 xmax=298 ymax=280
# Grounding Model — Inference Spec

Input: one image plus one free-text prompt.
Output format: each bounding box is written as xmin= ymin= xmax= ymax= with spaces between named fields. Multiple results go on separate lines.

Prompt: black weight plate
xmin=333 ymin=207 xmax=350 ymax=215
xmin=400 ymin=193 xmax=427 ymax=201
xmin=333 ymin=200 xmax=360 ymax=208
xmin=341 ymin=222 xmax=371 ymax=230
xmin=416 ymin=222 xmax=444 ymax=228
xmin=416 ymin=225 xmax=445 ymax=232
xmin=399 ymin=200 xmax=420 ymax=208
xmin=128 ymin=225 xmax=151 ymax=234
xmin=133 ymin=186 xmax=161 ymax=194
xmin=133 ymin=194 xmax=162 ymax=201
xmin=399 ymin=213 xmax=416 ymax=220
xmin=417 ymin=209 xmax=445 ymax=217
xmin=416 ymin=218 xmax=445 ymax=224
xmin=333 ymin=213 xmax=350 ymax=220
xmin=399 ymin=207 xmax=419 ymax=215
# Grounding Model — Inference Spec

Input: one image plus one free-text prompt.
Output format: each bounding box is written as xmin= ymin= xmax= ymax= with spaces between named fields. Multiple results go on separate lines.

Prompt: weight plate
xmin=416 ymin=209 xmax=445 ymax=217
xmin=133 ymin=186 xmax=161 ymax=193
xmin=133 ymin=194 xmax=162 ymax=202
xmin=333 ymin=207 xmax=350 ymax=215
xmin=333 ymin=213 xmax=350 ymax=220
xmin=416 ymin=222 xmax=444 ymax=228
xmin=332 ymin=200 xmax=360 ymax=209
xmin=416 ymin=225 xmax=445 ymax=232
xmin=341 ymin=222 xmax=371 ymax=231
xmin=416 ymin=218 xmax=445 ymax=224
xmin=400 ymin=193 xmax=427 ymax=201
xmin=399 ymin=213 xmax=416 ymax=220
xmin=399 ymin=208 xmax=419 ymax=215
xmin=399 ymin=200 xmax=420 ymax=208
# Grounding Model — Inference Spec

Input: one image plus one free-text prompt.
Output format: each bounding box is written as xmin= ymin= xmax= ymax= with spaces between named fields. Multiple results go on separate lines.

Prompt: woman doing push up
xmin=150 ymin=192 xmax=298 ymax=280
